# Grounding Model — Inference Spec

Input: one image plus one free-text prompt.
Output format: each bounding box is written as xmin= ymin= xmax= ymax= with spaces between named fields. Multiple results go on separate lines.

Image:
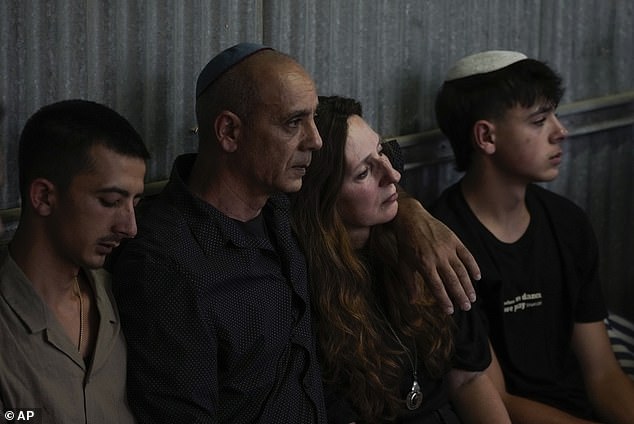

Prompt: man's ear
xmin=473 ymin=119 xmax=496 ymax=155
xmin=29 ymin=178 xmax=56 ymax=217
xmin=214 ymin=111 xmax=242 ymax=153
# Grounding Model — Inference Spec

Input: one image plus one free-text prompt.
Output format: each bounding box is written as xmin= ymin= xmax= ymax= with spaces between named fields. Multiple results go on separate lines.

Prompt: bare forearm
xmin=587 ymin=370 xmax=634 ymax=424
xmin=572 ymin=321 xmax=634 ymax=424
xmin=503 ymin=394 xmax=599 ymax=424
xmin=449 ymin=371 xmax=510 ymax=424
xmin=485 ymin=345 xmax=597 ymax=424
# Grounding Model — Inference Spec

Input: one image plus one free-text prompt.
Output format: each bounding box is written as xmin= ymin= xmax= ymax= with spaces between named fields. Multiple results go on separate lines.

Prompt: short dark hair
xmin=18 ymin=99 xmax=150 ymax=198
xmin=435 ymin=58 xmax=564 ymax=171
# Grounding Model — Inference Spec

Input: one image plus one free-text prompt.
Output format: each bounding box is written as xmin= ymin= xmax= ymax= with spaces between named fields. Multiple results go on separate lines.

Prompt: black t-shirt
xmin=431 ymin=182 xmax=607 ymax=419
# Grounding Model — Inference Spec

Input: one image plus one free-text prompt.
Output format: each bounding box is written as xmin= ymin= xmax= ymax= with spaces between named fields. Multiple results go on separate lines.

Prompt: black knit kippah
xmin=195 ymin=42 xmax=274 ymax=98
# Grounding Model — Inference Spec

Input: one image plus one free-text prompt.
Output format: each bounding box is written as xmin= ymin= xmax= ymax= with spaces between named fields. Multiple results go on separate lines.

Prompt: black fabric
xmin=431 ymin=181 xmax=607 ymax=419
xmin=382 ymin=138 xmax=405 ymax=175
xmin=111 ymin=154 xmax=326 ymax=424
xmin=324 ymin=250 xmax=490 ymax=424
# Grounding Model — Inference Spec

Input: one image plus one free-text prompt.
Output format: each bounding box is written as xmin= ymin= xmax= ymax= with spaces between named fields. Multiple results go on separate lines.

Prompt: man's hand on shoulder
xmin=393 ymin=191 xmax=479 ymax=314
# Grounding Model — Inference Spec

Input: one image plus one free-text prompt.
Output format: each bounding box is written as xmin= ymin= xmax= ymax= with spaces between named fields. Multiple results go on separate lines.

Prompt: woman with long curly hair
xmin=291 ymin=96 xmax=510 ymax=423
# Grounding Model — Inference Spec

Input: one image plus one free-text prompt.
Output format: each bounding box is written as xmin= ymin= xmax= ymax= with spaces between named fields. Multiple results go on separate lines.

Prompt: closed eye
xmin=99 ymin=198 xmax=120 ymax=208
xmin=356 ymin=167 xmax=369 ymax=180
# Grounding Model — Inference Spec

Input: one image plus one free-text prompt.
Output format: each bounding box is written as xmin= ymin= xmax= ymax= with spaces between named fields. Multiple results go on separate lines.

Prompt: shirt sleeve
xmin=381 ymin=139 xmax=405 ymax=175
xmin=451 ymin=300 xmax=491 ymax=372
xmin=572 ymin=212 xmax=607 ymax=323
xmin=112 ymin=250 xmax=218 ymax=424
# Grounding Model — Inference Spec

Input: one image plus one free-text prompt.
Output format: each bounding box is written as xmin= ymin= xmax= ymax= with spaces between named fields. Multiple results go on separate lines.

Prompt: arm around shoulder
xmin=392 ymin=189 xmax=480 ymax=314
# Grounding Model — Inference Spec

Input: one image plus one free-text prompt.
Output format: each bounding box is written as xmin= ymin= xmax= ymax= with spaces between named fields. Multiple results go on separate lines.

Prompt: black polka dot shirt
xmin=111 ymin=154 xmax=327 ymax=423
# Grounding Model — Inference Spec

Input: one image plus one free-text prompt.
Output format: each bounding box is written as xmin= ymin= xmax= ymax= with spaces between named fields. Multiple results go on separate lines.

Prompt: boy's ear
xmin=473 ymin=119 xmax=496 ymax=154
xmin=29 ymin=178 xmax=56 ymax=217
xmin=214 ymin=111 xmax=242 ymax=153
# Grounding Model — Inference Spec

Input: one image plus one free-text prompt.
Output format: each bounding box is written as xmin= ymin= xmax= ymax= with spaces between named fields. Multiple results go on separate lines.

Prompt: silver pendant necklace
xmin=378 ymin=310 xmax=423 ymax=410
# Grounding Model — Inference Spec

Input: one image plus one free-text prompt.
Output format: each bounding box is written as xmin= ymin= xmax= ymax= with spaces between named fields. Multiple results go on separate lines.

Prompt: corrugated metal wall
xmin=1 ymin=0 xmax=633 ymax=318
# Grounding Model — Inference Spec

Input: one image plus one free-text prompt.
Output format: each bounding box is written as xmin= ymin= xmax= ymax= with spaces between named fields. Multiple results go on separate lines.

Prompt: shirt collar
xmin=0 ymin=250 xmax=117 ymax=333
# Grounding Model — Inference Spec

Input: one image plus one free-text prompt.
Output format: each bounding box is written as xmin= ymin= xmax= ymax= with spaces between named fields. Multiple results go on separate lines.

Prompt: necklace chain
xmin=72 ymin=275 xmax=83 ymax=353
xmin=377 ymin=308 xmax=423 ymax=410
xmin=378 ymin=309 xmax=417 ymax=379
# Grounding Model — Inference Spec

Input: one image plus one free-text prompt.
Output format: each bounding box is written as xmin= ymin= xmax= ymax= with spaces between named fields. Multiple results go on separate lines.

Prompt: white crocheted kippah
xmin=445 ymin=50 xmax=528 ymax=81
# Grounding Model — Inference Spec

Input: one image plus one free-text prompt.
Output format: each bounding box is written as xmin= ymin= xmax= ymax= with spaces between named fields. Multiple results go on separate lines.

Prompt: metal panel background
xmin=1 ymin=0 xmax=633 ymax=318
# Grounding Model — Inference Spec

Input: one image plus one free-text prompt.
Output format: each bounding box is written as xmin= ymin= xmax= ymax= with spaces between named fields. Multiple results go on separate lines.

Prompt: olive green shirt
xmin=0 ymin=250 xmax=135 ymax=424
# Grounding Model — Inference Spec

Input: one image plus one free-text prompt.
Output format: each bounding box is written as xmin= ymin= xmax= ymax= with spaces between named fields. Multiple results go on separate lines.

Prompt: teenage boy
xmin=432 ymin=50 xmax=634 ymax=423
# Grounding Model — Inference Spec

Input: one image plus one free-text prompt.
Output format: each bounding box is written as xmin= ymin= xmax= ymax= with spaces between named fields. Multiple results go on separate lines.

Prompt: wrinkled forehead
xmin=255 ymin=62 xmax=318 ymax=112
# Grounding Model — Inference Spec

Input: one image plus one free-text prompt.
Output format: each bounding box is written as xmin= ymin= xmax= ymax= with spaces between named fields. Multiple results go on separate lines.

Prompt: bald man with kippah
xmin=431 ymin=50 xmax=634 ymax=423
xmin=112 ymin=43 xmax=327 ymax=424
